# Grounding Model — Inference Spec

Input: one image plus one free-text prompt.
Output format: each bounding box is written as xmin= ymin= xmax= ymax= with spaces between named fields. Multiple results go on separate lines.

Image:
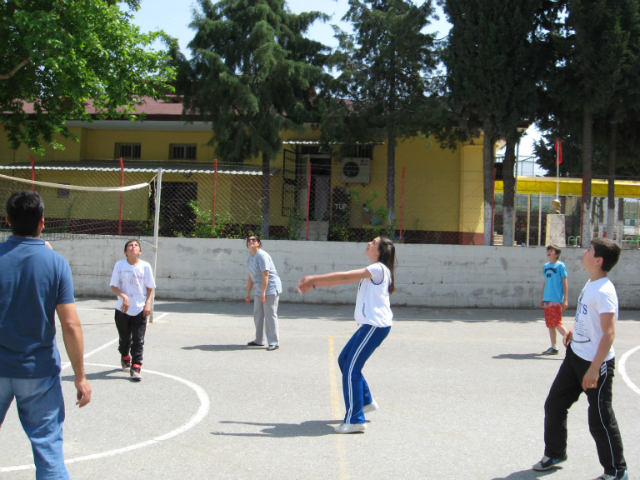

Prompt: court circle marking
xmin=619 ymin=345 xmax=640 ymax=396
xmin=0 ymin=363 xmax=210 ymax=473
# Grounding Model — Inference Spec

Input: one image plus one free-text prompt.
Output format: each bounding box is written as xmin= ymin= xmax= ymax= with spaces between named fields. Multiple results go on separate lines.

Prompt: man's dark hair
xmin=591 ymin=238 xmax=621 ymax=272
xmin=6 ymin=191 xmax=44 ymax=236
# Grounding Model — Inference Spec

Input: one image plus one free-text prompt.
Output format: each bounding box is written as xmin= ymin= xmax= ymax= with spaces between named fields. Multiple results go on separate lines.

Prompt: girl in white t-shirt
xmin=297 ymin=236 xmax=396 ymax=434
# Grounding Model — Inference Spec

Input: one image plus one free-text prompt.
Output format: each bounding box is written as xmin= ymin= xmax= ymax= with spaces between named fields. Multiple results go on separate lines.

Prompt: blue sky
xmin=128 ymin=0 xmax=541 ymax=162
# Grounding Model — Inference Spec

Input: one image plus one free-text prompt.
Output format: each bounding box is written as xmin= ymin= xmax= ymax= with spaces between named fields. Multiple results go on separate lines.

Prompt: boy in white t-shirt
xmin=533 ymin=238 xmax=627 ymax=480
xmin=109 ymin=240 xmax=156 ymax=381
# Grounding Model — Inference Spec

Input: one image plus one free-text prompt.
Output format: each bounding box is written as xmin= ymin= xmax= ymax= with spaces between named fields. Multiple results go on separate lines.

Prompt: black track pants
xmin=544 ymin=345 xmax=626 ymax=476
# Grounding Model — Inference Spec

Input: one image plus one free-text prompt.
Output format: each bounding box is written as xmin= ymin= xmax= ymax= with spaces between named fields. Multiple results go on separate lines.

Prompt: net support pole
xmin=581 ymin=172 xmax=587 ymax=247
xmin=29 ymin=156 xmax=35 ymax=191
xmin=490 ymin=168 xmax=497 ymax=246
xmin=526 ymin=194 xmax=531 ymax=247
xmin=119 ymin=157 xmax=124 ymax=236
xmin=150 ymin=168 xmax=163 ymax=323
xmin=305 ymin=160 xmax=311 ymax=241
xmin=538 ymin=192 xmax=542 ymax=246
xmin=211 ymin=159 xmax=218 ymax=237
xmin=399 ymin=167 xmax=405 ymax=243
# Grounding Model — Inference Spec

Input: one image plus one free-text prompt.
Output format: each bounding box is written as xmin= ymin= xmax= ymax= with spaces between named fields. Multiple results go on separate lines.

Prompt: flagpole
xmin=556 ymin=153 xmax=559 ymax=199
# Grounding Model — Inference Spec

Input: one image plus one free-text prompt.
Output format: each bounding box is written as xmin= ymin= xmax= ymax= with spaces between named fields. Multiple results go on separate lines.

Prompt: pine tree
xmin=183 ymin=0 xmax=329 ymax=238
xmin=321 ymin=0 xmax=441 ymax=229
xmin=442 ymin=0 xmax=544 ymax=245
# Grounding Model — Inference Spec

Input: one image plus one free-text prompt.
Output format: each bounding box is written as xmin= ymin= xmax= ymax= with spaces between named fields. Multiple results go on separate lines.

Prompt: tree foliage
xmin=182 ymin=0 xmax=329 ymax=238
xmin=442 ymin=0 xmax=545 ymax=245
xmin=321 ymin=0 xmax=441 ymax=225
xmin=0 ymin=0 xmax=175 ymax=154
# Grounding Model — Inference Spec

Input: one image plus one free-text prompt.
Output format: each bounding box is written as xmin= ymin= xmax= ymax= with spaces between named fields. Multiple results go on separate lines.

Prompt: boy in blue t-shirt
xmin=540 ymin=245 xmax=568 ymax=355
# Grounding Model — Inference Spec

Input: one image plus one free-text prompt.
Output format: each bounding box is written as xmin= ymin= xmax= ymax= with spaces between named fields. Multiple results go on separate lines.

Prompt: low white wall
xmin=53 ymin=238 xmax=640 ymax=309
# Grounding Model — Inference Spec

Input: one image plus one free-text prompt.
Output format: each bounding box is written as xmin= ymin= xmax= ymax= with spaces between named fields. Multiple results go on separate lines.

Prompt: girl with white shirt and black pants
xmin=298 ymin=236 xmax=396 ymax=434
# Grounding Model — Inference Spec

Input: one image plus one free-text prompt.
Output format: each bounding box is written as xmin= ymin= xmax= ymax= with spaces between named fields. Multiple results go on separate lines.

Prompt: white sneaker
xmin=333 ymin=423 xmax=366 ymax=434
xmin=363 ymin=399 xmax=379 ymax=414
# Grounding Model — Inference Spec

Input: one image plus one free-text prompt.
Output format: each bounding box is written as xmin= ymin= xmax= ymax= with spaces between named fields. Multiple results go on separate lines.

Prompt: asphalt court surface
xmin=1 ymin=298 xmax=638 ymax=480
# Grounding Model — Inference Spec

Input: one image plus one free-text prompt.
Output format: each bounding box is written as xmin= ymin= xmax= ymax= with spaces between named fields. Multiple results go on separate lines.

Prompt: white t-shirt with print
xmin=110 ymin=259 xmax=157 ymax=316
xmin=354 ymin=262 xmax=393 ymax=328
xmin=571 ymin=277 xmax=618 ymax=362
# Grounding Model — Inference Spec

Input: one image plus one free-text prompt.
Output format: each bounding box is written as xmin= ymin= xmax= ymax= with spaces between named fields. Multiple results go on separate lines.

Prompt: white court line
xmin=60 ymin=338 xmax=119 ymax=371
xmin=0 ymin=363 xmax=210 ymax=473
xmin=152 ymin=312 xmax=169 ymax=322
xmin=619 ymin=345 xmax=640 ymax=396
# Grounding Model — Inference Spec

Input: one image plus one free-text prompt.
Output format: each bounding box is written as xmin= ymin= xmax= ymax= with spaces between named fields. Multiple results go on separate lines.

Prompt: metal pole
xmin=490 ymin=168 xmax=497 ymax=245
xmin=526 ymin=194 xmax=531 ymax=247
xmin=119 ymin=157 xmax=124 ymax=235
xmin=29 ymin=156 xmax=35 ymax=191
xmin=305 ymin=160 xmax=311 ymax=240
xmin=538 ymin=192 xmax=542 ymax=246
xmin=512 ymin=141 xmax=520 ymax=245
xmin=399 ymin=167 xmax=405 ymax=243
xmin=211 ymin=159 xmax=218 ymax=237
xmin=150 ymin=168 xmax=163 ymax=323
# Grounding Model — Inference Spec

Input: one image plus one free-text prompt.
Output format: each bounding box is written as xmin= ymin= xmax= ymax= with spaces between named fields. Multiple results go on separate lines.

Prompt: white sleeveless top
xmin=354 ymin=262 xmax=393 ymax=328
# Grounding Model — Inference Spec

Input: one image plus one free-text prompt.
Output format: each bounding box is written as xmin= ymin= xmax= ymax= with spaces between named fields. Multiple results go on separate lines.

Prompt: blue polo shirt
xmin=0 ymin=236 xmax=75 ymax=378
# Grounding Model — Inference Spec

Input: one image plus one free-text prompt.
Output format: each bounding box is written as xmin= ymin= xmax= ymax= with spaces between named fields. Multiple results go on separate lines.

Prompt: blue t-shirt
xmin=542 ymin=261 xmax=568 ymax=303
xmin=247 ymin=249 xmax=282 ymax=296
xmin=0 ymin=236 xmax=75 ymax=378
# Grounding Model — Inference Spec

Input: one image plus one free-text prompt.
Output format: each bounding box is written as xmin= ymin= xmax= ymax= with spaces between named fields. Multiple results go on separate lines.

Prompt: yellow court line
xmin=328 ymin=336 xmax=349 ymax=480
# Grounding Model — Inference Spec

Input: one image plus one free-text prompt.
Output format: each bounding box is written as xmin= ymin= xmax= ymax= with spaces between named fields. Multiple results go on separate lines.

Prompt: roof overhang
xmin=64 ymin=120 xmax=211 ymax=132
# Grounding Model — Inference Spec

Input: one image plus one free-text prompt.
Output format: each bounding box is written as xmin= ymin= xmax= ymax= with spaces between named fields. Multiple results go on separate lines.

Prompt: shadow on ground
xmin=182 ymin=344 xmax=259 ymax=352
xmin=212 ymin=420 xmax=342 ymax=438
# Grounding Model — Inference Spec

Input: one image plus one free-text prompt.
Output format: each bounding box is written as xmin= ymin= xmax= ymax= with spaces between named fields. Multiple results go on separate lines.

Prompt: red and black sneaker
xmin=130 ymin=364 xmax=142 ymax=381
xmin=121 ymin=355 xmax=131 ymax=371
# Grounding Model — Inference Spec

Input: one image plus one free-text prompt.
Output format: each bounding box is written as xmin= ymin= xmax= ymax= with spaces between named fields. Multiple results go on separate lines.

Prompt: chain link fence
xmin=1 ymin=158 xmax=638 ymax=248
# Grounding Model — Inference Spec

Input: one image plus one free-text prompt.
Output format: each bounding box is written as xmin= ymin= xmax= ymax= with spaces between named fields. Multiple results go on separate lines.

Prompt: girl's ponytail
xmin=378 ymin=236 xmax=397 ymax=294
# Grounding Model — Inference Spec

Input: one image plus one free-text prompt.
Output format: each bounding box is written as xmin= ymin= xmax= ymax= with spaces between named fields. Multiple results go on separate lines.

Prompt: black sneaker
xmin=121 ymin=355 xmax=131 ymax=371
xmin=542 ymin=346 xmax=559 ymax=355
xmin=593 ymin=470 xmax=628 ymax=480
xmin=532 ymin=454 xmax=567 ymax=471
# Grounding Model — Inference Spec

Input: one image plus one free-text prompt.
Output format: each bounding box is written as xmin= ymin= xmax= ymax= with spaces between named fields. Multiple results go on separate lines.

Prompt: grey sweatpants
xmin=253 ymin=294 xmax=280 ymax=346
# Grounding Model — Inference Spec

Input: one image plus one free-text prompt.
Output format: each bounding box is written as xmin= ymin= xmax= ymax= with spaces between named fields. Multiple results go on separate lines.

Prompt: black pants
xmin=544 ymin=345 xmax=626 ymax=476
xmin=115 ymin=310 xmax=147 ymax=366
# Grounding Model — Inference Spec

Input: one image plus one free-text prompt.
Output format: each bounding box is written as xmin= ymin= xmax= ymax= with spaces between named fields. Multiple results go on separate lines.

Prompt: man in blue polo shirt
xmin=0 ymin=191 xmax=91 ymax=479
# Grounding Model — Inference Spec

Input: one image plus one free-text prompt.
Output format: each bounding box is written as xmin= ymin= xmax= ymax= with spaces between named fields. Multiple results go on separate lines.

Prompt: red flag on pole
xmin=554 ymin=138 xmax=563 ymax=166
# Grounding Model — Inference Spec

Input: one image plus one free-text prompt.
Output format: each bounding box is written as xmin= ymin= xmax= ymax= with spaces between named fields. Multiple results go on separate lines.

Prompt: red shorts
xmin=544 ymin=302 xmax=564 ymax=328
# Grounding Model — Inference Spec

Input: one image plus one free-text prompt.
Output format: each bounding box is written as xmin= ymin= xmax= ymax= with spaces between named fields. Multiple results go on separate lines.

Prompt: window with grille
xmin=170 ymin=144 xmax=197 ymax=160
xmin=115 ymin=143 xmax=141 ymax=159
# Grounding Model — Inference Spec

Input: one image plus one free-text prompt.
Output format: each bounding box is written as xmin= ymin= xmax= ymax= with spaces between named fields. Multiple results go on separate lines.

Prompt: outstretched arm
xmin=297 ymin=268 xmax=371 ymax=294
xmin=56 ymin=303 xmax=92 ymax=407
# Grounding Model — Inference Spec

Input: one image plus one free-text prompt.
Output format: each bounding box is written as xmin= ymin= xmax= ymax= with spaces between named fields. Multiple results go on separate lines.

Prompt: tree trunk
xmin=261 ymin=152 xmax=270 ymax=239
xmin=607 ymin=122 xmax=616 ymax=241
xmin=502 ymin=137 xmax=517 ymax=247
xmin=581 ymin=107 xmax=593 ymax=246
xmin=483 ymin=124 xmax=495 ymax=246
xmin=386 ymin=127 xmax=396 ymax=229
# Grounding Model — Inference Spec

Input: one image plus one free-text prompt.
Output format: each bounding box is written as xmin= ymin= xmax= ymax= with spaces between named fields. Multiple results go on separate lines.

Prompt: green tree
xmin=182 ymin=0 xmax=329 ymax=238
xmin=442 ymin=0 xmax=545 ymax=246
xmin=321 ymin=0 xmax=441 ymax=228
xmin=534 ymin=0 xmax=640 ymax=242
xmin=0 ymin=0 xmax=175 ymax=153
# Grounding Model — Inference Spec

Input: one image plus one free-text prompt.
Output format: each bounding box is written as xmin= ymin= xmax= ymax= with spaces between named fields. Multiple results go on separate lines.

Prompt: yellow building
xmin=0 ymin=98 xmax=486 ymax=244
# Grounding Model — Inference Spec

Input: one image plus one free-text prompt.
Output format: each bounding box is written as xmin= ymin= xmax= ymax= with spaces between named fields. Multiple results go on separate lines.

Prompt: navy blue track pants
xmin=338 ymin=324 xmax=391 ymax=425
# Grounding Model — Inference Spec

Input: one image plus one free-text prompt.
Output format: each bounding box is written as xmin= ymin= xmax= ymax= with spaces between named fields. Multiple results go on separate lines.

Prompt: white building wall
xmin=53 ymin=238 xmax=640 ymax=309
